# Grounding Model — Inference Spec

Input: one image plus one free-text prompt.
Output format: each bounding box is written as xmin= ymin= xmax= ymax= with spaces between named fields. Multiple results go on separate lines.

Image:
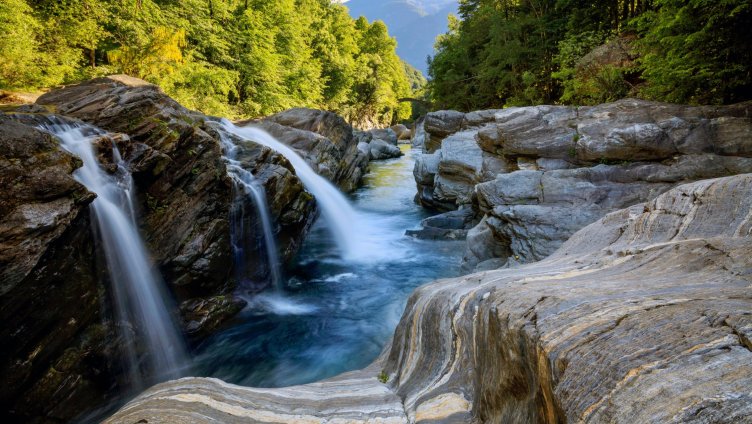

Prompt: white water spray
xmin=220 ymin=120 xmax=362 ymax=259
xmin=40 ymin=119 xmax=187 ymax=386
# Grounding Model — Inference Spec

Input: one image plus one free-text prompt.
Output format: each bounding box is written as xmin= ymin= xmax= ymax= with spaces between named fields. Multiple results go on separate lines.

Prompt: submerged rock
xmin=105 ymin=174 xmax=752 ymax=423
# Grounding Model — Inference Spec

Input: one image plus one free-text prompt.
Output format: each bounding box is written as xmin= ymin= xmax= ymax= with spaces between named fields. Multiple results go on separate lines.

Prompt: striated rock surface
xmin=414 ymin=99 xmax=752 ymax=271
xmin=0 ymin=115 xmax=120 ymax=423
xmin=107 ymin=174 xmax=752 ymax=423
xmin=0 ymin=76 xmax=319 ymax=422
xmin=36 ymin=76 xmax=316 ymax=295
xmin=259 ymin=108 xmax=369 ymax=192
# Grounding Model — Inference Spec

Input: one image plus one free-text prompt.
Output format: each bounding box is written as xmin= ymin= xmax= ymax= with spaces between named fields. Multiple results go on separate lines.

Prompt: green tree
xmin=0 ymin=0 xmax=41 ymax=88
xmin=636 ymin=0 xmax=752 ymax=104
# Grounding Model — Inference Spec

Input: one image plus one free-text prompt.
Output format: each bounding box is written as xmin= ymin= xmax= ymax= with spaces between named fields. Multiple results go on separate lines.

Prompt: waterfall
xmin=218 ymin=132 xmax=283 ymax=290
xmin=219 ymin=120 xmax=361 ymax=259
xmin=39 ymin=119 xmax=187 ymax=386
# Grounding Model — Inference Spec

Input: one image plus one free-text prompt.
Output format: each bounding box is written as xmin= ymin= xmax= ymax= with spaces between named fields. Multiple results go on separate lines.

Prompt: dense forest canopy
xmin=429 ymin=0 xmax=752 ymax=111
xmin=0 ymin=0 xmax=417 ymax=125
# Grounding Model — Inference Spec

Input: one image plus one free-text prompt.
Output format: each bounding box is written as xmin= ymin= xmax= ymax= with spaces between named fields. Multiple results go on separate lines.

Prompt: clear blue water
xmin=192 ymin=145 xmax=464 ymax=387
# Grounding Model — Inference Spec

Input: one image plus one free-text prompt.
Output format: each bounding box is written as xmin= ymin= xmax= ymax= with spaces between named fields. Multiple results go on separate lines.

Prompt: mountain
xmin=339 ymin=0 xmax=458 ymax=75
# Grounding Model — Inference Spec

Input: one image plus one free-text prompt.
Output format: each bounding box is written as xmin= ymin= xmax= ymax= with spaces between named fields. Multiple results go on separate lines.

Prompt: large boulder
xmin=105 ymin=174 xmax=752 ymax=424
xmin=390 ymin=123 xmax=411 ymax=141
xmin=0 ymin=115 xmax=121 ymax=423
xmin=36 ymin=76 xmax=316 ymax=295
xmin=260 ymin=108 xmax=369 ymax=192
xmin=353 ymin=129 xmax=403 ymax=161
xmin=413 ymin=99 xmax=752 ymax=272
xmin=0 ymin=76 xmax=318 ymax=422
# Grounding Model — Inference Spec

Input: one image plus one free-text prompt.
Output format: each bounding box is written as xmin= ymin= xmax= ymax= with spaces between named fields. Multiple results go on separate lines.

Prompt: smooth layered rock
xmin=261 ymin=108 xmax=369 ymax=192
xmin=106 ymin=174 xmax=752 ymax=424
xmin=414 ymin=99 xmax=752 ymax=271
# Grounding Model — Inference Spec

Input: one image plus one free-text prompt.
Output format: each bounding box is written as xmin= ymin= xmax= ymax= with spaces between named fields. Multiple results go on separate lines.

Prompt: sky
xmin=335 ymin=0 xmax=459 ymax=75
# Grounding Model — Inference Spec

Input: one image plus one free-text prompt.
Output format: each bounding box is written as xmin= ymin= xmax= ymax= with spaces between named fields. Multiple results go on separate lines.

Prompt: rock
xmin=180 ymin=296 xmax=247 ymax=341
xmin=411 ymin=116 xmax=427 ymax=148
xmin=405 ymin=208 xmax=477 ymax=240
xmin=0 ymin=116 xmax=124 ymax=423
xmin=424 ymin=110 xmax=464 ymax=153
xmin=261 ymin=108 xmax=369 ymax=192
xmin=369 ymin=138 xmax=403 ymax=161
xmin=352 ymin=129 xmax=402 ymax=161
xmin=413 ymin=99 xmax=752 ymax=272
xmin=390 ymin=123 xmax=411 ymax=141
xmin=413 ymin=152 xmax=449 ymax=211
xmin=370 ymin=127 xmax=399 ymax=145
xmin=105 ymin=174 xmax=752 ymax=424
xmin=432 ymin=130 xmax=484 ymax=206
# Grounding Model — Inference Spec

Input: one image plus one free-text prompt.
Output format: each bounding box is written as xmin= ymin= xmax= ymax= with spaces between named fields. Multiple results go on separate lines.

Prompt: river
xmin=192 ymin=144 xmax=464 ymax=387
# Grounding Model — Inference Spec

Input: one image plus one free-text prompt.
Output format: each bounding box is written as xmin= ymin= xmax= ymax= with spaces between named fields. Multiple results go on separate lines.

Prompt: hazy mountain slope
xmin=342 ymin=0 xmax=458 ymax=74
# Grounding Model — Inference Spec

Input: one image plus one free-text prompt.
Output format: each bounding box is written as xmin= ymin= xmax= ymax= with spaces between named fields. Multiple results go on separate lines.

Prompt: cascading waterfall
xmin=39 ymin=118 xmax=187 ymax=387
xmin=218 ymin=132 xmax=283 ymax=290
xmin=220 ymin=120 xmax=362 ymax=259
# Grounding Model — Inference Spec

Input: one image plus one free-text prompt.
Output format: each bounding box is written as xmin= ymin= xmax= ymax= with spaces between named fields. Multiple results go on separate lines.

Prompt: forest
xmin=429 ymin=0 xmax=752 ymax=110
xmin=0 ymin=0 xmax=420 ymax=126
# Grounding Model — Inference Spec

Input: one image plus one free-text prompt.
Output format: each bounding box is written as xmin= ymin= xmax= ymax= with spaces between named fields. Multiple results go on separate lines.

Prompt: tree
xmin=0 ymin=0 xmax=41 ymax=88
xmin=636 ymin=0 xmax=752 ymax=104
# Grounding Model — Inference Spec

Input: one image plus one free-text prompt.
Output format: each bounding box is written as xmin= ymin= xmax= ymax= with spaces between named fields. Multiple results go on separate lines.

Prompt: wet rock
xmin=405 ymin=208 xmax=478 ymax=240
xmin=36 ymin=75 xmax=316 ymax=297
xmin=262 ymin=108 xmax=369 ymax=192
xmin=106 ymin=174 xmax=752 ymax=424
xmin=180 ymin=296 xmax=247 ymax=341
xmin=0 ymin=116 xmax=123 ymax=423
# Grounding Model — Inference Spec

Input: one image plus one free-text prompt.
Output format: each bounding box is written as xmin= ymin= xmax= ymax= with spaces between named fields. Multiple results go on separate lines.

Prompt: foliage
xmin=553 ymin=31 xmax=634 ymax=104
xmin=429 ymin=0 xmax=752 ymax=110
xmin=0 ymin=0 xmax=418 ymax=124
xmin=635 ymin=0 xmax=752 ymax=104
xmin=0 ymin=0 xmax=41 ymax=88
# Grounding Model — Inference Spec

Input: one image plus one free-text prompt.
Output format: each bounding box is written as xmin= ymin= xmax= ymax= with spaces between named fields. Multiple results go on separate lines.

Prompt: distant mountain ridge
xmin=338 ymin=0 xmax=458 ymax=75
